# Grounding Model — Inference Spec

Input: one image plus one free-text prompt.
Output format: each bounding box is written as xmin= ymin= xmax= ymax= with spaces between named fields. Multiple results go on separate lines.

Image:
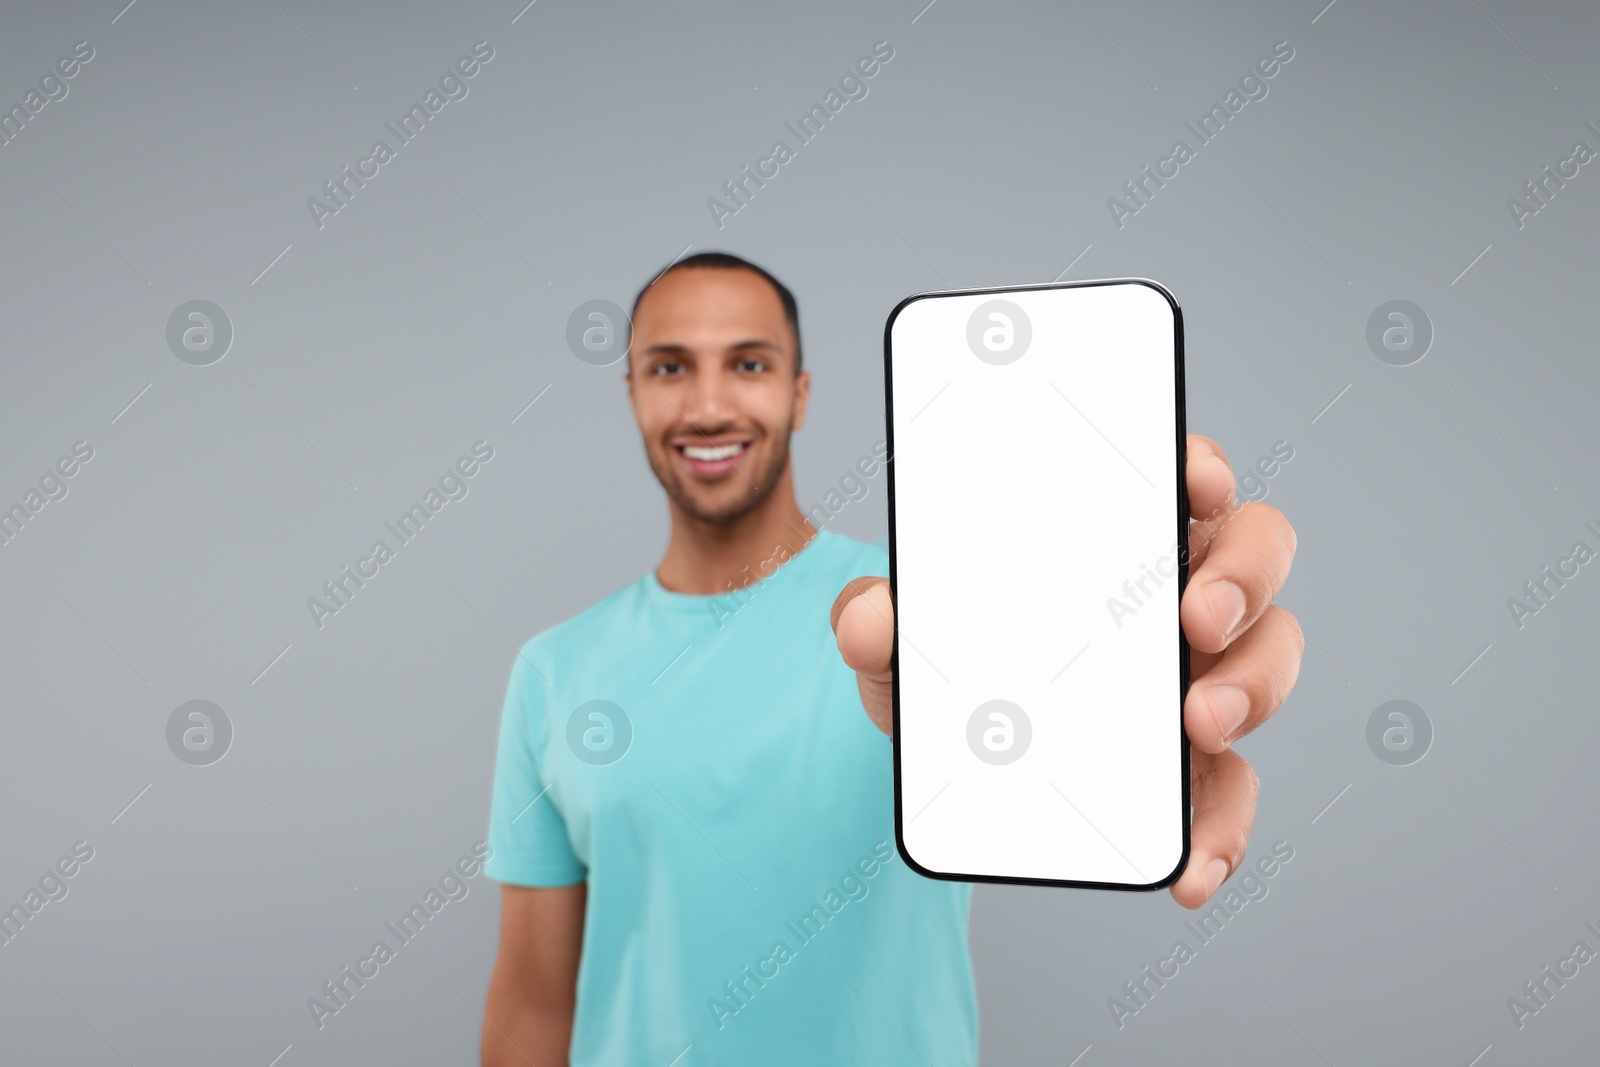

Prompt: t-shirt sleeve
xmin=484 ymin=644 xmax=587 ymax=887
xmin=866 ymin=536 xmax=890 ymax=577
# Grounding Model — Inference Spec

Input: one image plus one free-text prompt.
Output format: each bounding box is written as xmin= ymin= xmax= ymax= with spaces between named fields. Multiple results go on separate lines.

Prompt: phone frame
xmin=882 ymin=276 xmax=1191 ymax=892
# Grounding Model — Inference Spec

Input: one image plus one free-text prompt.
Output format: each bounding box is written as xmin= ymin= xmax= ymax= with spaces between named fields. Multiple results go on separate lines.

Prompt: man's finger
xmin=830 ymin=577 xmax=895 ymax=735
xmin=1184 ymin=605 xmax=1303 ymax=754
xmin=1185 ymin=434 xmax=1235 ymax=522
xmin=1169 ymin=747 xmax=1258 ymax=909
xmin=1180 ymin=501 xmax=1296 ymax=655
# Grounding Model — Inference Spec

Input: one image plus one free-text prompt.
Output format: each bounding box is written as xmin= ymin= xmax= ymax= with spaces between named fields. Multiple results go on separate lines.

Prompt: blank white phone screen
xmin=886 ymin=280 xmax=1186 ymax=888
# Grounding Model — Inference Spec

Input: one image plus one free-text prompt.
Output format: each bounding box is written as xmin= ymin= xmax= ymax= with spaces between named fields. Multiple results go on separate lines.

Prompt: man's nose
xmin=683 ymin=368 xmax=734 ymax=430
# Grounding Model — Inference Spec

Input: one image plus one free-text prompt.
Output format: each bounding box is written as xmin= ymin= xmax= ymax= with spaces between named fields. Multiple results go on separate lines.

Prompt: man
xmin=480 ymin=253 xmax=1301 ymax=1065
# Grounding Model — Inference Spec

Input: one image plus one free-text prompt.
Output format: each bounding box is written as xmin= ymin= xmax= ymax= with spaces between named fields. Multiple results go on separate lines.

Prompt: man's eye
xmin=652 ymin=362 xmax=683 ymax=376
xmin=738 ymin=359 xmax=766 ymax=372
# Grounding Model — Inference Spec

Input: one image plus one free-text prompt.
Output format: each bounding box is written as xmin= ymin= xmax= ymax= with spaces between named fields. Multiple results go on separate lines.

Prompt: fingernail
xmin=1203 ymin=857 xmax=1230 ymax=898
xmin=1205 ymin=685 xmax=1250 ymax=744
xmin=1205 ymin=581 xmax=1247 ymax=640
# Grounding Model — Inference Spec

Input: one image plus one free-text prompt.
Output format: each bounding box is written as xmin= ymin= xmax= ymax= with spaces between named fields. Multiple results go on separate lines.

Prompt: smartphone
xmin=883 ymin=278 xmax=1189 ymax=890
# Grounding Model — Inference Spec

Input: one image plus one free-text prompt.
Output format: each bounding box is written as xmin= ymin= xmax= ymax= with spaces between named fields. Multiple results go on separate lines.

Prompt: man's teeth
xmin=683 ymin=443 xmax=745 ymax=461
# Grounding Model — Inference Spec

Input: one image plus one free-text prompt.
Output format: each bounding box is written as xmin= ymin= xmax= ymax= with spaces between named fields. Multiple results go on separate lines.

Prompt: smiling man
xmin=479 ymin=252 xmax=1301 ymax=1066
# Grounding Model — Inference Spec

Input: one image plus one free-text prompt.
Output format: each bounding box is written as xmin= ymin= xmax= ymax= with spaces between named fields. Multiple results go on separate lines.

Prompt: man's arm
xmin=481 ymin=882 xmax=586 ymax=1067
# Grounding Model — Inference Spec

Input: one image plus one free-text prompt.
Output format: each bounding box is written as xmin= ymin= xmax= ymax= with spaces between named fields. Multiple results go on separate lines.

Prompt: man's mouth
xmin=674 ymin=439 xmax=750 ymax=478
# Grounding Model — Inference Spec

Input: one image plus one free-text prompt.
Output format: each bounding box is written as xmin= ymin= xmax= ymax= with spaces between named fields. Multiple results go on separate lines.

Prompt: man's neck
xmin=655 ymin=479 xmax=817 ymax=596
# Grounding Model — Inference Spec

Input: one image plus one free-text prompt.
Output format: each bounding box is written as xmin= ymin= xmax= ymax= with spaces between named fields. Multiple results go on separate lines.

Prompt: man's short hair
xmin=629 ymin=251 xmax=803 ymax=373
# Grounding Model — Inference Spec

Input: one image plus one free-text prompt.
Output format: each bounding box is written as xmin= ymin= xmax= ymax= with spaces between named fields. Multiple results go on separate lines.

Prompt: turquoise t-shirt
xmin=485 ymin=529 xmax=977 ymax=1065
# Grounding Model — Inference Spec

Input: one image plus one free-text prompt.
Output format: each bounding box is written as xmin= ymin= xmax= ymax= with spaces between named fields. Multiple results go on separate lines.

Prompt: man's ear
xmin=792 ymin=369 xmax=811 ymax=432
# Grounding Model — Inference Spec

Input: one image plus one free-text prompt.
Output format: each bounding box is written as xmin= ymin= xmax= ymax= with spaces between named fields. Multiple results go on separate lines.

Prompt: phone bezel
xmin=882 ymin=276 xmax=1191 ymax=892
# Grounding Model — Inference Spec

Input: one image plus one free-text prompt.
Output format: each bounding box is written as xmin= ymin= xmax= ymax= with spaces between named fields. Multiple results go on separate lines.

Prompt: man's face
xmin=626 ymin=267 xmax=809 ymax=526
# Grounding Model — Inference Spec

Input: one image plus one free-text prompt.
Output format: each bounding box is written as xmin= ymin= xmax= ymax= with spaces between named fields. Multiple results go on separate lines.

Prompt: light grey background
xmin=1 ymin=0 xmax=1596 ymax=1063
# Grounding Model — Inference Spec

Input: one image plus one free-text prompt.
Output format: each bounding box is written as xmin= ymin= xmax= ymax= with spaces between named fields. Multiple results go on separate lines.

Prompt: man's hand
xmin=829 ymin=434 xmax=1302 ymax=910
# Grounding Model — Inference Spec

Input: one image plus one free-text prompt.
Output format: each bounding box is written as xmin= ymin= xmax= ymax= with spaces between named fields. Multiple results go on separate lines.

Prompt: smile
xmin=675 ymin=440 xmax=750 ymax=477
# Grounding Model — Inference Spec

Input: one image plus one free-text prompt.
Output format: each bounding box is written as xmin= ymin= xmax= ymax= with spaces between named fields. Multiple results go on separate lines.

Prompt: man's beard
xmin=648 ymin=428 xmax=792 ymax=526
